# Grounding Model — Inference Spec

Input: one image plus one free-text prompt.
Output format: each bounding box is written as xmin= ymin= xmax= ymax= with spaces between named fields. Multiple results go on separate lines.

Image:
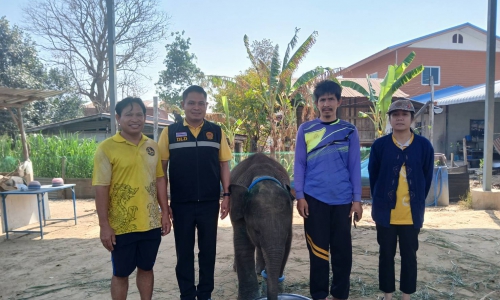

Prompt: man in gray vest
xmin=158 ymin=85 xmax=232 ymax=300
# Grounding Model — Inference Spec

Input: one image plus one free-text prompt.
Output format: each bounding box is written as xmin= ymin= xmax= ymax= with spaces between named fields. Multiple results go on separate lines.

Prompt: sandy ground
xmin=1 ymin=200 xmax=500 ymax=300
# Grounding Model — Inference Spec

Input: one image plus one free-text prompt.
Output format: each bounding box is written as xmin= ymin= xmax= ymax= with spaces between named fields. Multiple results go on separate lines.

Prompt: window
xmin=421 ymin=66 xmax=440 ymax=85
xmin=452 ymin=33 xmax=463 ymax=44
xmin=369 ymin=72 xmax=378 ymax=78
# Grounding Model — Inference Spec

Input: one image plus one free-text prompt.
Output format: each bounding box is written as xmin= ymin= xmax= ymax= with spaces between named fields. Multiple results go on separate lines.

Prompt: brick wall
xmin=344 ymin=47 xmax=500 ymax=97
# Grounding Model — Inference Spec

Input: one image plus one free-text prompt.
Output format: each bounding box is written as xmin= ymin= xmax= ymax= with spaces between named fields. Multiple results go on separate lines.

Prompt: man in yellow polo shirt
xmin=93 ymin=97 xmax=171 ymax=300
xmin=158 ymin=85 xmax=231 ymax=300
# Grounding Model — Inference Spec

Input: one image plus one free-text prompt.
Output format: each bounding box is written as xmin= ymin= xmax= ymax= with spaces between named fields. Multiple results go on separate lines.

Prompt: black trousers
xmin=304 ymin=194 xmax=352 ymax=300
xmin=171 ymin=200 xmax=220 ymax=300
xmin=376 ymin=224 xmax=420 ymax=294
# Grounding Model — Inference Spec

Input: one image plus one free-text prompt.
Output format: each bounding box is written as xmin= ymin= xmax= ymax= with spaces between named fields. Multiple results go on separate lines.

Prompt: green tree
xmin=212 ymin=69 xmax=269 ymax=152
xmin=0 ymin=16 xmax=45 ymax=137
xmin=25 ymin=68 xmax=84 ymax=127
xmin=340 ymin=51 xmax=424 ymax=138
xmin=157 ymin=31 xmax=204 ymax=109
xmin=209 ymin=28 xmax=325 ymax=153
xmin=0 ymin=17 xmax=83 ymax=136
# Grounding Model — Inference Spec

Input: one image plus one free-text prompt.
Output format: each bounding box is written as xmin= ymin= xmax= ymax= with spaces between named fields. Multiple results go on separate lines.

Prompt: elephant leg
xmin=256 ymin=247 xmax=265 ymax=274
xmin=232 ymin=219 xmax=260 ymax=300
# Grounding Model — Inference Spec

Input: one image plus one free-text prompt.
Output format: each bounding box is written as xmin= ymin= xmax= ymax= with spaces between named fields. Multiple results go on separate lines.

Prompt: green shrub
xmin=0 ymin=133 xmax=97 ymax=178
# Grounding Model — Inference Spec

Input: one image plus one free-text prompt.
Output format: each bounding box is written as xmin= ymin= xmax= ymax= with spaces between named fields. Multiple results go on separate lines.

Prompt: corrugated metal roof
xmin=435 ymin=80 xmax=500 ymax=105
xmin=83 ymin=99 xmax=157 ymax=108
xmin=411 ymin=85 xmax=466 ymax=103
xmin=338 ymin=78 xmax=408 ymax=98
xmin=26 ymin=113 xmax=173 ymax=132
xmin=0 ymin=86 xmax=64 ymax=107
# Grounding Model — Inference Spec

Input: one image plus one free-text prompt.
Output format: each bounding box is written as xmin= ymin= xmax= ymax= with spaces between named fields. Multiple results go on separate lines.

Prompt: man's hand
xmin=220 ymin=196 xmax=230 ymax=220
xmin=100 ymin=224 xmax=116 ymax=252
xmin=296 ymin=198 xmax=309 ymax=219
xmin=161 ymin=210 xmax=171 ymax=236
xmin=350 ymin=201 xmax=363 ymax=221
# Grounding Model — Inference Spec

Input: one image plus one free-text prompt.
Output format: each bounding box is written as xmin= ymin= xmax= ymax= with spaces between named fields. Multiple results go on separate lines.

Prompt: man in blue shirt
xmin=294 ymin=80 xmax=363 ymax=300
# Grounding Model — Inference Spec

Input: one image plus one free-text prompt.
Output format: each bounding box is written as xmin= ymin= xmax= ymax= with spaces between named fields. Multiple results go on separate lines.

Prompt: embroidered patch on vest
xmin=146 ymin=147 xmax=155 ymax=156
xmin=206 ymin=132 xmax=214 ymax=140
xmin=176 ymin=132 xmax=187 ymax=137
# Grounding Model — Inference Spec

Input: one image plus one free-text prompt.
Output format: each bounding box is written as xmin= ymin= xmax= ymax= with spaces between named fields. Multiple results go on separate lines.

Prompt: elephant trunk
xmin=263 ymin=248 xmax=285 ymax=300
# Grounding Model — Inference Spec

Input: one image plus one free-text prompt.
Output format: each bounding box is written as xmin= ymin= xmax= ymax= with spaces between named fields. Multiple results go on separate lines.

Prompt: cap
xmin=387 ymin=100 xmax=415 ymax=114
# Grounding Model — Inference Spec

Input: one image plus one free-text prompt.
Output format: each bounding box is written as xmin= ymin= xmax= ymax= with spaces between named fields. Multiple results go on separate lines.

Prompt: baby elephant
xmin=230 ymin=153 xmax=294 ymax=300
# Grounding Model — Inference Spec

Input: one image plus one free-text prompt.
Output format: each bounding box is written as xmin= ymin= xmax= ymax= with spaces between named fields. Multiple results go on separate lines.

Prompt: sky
xmin=1 ymin=0 xmax=499 ymax=101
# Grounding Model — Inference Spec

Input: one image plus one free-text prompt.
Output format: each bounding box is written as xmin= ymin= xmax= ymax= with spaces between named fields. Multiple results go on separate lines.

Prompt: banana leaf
xmin=291 ymin=66 xmax=325 ymax=91
xmin=269 ymin=44 xmax=281 ymax=91
xmin=394 ymin=51 xmax=416 ymax=79
xmin=390 ymin=65 xmax=424 ymax=94
xmin=340 ymin=80 xmax=369 ymax=97
xmin=282 ymin=28 xmax=300 ymax=72
xmin=378 ymin=65 xmax=395 ymax=114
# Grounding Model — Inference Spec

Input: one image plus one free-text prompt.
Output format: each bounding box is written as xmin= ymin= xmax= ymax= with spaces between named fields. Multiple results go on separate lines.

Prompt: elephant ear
xmin=286 ymin=185 xmax=295 ymax=201
xmin=229 ymin=184 xmax=248 ymax=222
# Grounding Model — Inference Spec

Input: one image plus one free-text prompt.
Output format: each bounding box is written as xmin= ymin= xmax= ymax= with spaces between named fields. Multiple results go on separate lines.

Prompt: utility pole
xmin=153 ymin=96 xmax=159 ymax=141
xmin=483 ymin=0 xmax=497 ymax=191
xmin=429 ymin=75 xmax=435 ymax=146
xmin=106 ymin=0 xmax=117 ymax=135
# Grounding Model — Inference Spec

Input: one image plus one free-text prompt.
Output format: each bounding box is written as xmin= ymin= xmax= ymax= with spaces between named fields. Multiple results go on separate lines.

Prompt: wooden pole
xmin=15 ymin=108 xmax=29 ymax=161
xmin=463 ymin=138 xmax=468 ymax=166
xmin=61 ymin=156 xmax=67 ymax=179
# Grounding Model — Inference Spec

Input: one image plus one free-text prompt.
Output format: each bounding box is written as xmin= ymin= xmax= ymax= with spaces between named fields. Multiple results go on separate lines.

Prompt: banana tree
xmin=243 ymin=28 xmax=324 ymax=153
xmin=206 ymin=28 xmax=325 ymax=153
xmin=219 ymin=96 xmax=245 ymax=150
xmin=340 ymin=51 xmax=424 ymax=138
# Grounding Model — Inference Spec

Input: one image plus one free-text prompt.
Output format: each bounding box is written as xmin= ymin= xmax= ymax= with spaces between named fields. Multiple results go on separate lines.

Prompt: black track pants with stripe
xmin=304 ymin=194 xmax=352 ymax=300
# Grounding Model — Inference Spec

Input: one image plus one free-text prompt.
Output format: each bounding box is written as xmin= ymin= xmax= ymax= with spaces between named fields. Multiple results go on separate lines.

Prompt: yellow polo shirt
xmin=390 ymin=134 xmax=414 ymax=225
xmin=158 ymin=119 xmax=232 ymax=162
xmin=92 ymin=133 xmax=164 ymax=235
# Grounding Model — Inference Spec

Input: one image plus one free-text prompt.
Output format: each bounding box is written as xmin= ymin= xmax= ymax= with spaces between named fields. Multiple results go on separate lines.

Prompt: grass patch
xmin=458 ymin=191 xmax=473 ymax=209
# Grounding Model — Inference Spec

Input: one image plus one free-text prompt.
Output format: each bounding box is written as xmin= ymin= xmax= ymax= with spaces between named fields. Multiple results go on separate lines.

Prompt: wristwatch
xmin=222 ymin=192 xmax=231 ymax=197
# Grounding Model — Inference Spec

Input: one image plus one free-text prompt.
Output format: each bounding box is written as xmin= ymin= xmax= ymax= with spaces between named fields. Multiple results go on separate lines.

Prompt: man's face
xmin=116 ymin=102 xmax=145 ymax=136
xmin=389 ymin=110 xmax=412 ymax=132
xmin=182 ymin=92 xmax=207 ymax=124
xmin=316 ymin=93 xmax=341 ymax=121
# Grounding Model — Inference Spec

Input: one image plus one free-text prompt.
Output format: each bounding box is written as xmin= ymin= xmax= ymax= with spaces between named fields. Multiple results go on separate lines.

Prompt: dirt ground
xmin=1 ymin=199 xmax=500 ymax=300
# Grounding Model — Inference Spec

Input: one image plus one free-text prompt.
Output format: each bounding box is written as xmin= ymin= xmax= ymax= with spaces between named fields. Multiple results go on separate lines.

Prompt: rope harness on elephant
xmin=248 ymin=176 xmax=284 ymax=190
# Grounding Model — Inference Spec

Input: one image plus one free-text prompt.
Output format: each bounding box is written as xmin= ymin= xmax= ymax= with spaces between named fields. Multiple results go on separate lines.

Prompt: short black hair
xmin=182 ymin=85 xmax=207 ymax=101
xmin=313 ymin=80 xmax=342 ymax=103
xmin=115 ymin=97 xmax=146 ymax=117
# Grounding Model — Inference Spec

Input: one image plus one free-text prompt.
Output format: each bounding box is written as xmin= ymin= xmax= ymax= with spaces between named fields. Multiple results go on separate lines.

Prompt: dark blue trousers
xmin=171 ymin=200 xmax=220 ymax=300
xmin=304 ymin=194 xmax=352 ymax=300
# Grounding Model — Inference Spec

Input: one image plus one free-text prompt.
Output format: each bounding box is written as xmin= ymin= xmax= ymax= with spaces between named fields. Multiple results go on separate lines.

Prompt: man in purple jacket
xmin=294 ymin=80 xmax=363 ymax=300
